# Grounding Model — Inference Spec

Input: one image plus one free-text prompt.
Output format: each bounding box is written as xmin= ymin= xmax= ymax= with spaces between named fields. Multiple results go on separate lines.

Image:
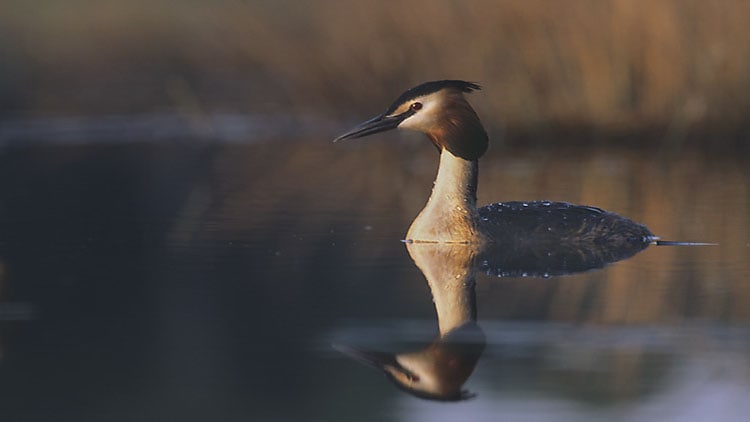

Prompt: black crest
xmin=385 ymin=80 xmax=481 ymax=115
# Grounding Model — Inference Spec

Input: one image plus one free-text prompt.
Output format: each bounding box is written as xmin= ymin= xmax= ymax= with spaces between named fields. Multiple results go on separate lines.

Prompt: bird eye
xmin=410 ymin=102 xmax=422 ymax=111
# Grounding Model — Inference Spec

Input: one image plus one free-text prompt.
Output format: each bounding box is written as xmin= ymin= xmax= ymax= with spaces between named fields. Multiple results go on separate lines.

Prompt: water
xmin=0 ymin=132 xmax=748 ymax=421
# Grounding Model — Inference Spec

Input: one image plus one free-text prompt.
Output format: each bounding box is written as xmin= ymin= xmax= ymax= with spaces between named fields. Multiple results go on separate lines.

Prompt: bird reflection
xmin=337 ymin=244 xmax=485 ymax=401
xmin=336 ymin=220 xmax=654 ymax=401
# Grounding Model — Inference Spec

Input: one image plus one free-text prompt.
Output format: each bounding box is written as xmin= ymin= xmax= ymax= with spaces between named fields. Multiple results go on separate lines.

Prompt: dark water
xmin=0 ymin=136 xmax=748 ymax=421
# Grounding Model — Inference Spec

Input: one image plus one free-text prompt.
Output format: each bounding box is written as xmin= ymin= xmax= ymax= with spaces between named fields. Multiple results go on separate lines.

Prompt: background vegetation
xmin=2 ymin=0 xmax=750 ymax=148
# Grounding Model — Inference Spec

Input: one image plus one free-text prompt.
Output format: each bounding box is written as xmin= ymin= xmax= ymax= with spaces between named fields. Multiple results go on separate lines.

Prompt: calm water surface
xmin=0 ymin=136 xmax=748 ymax=421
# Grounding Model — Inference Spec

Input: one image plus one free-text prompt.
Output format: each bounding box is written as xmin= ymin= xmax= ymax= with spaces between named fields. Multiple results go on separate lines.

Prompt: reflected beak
xmin=333 ymin=344 xmax=419 ymax=382
xmin=333 ymin=111 xmax=411 ymax=142
xmin=333 ymin=344 xmax=396 ymax=370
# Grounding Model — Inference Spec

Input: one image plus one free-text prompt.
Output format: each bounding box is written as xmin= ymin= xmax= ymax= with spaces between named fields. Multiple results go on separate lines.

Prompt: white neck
xmin=406 ymin=149 xmax=484 ymax=243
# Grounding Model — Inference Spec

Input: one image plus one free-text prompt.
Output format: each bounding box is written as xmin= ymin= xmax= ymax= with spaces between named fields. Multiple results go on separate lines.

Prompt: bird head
xmin=335 ymin=80 xmax=489 ymax=160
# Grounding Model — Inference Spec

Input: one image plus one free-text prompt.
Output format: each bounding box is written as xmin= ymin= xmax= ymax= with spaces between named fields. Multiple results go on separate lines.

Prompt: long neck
xmin=406 ymin=149 xmax=483 ymax=243
xmin=433 ymin=148 xmax=479 ymax=208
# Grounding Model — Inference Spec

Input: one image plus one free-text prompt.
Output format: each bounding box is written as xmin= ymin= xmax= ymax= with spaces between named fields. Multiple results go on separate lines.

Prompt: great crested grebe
xmin=335 ymin=80 xmax=660 ymax=247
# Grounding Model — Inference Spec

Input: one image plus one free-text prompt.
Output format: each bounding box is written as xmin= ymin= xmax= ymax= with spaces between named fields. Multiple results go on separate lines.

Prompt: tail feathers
xmin=652 ymin=239 xmax=718 ymax=246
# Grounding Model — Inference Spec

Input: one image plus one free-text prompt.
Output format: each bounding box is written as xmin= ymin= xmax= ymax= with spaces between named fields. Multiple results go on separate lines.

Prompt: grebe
xmin=335 ymin=80 xmax=655 ymax=247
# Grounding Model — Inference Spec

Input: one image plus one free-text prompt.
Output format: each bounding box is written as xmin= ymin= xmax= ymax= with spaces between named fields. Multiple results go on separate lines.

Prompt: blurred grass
xmin=1 ymin=0 xmax=750 ymax=146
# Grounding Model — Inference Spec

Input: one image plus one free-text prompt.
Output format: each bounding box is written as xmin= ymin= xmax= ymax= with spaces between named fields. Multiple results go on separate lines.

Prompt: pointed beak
xmin=333 ymin=111 xmax=411 ymax=142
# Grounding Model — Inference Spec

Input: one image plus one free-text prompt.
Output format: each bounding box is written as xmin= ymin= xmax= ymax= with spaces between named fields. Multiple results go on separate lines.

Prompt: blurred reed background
xmin=2 ymin=0 xmax=750 ymax=148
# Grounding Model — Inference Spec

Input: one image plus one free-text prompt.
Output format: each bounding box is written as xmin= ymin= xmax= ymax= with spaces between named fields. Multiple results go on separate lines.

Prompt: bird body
xmin=335 ymin=80 xmax=655 ymax=247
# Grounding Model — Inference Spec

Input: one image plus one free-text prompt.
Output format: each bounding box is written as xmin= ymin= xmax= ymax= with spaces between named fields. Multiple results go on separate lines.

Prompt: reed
xmin=2 ymin=1 xmax=750 ymax=146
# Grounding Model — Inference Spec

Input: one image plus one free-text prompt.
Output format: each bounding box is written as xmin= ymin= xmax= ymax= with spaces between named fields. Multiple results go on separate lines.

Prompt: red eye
xmin=410 ymin=102 xmax=422 ymax=111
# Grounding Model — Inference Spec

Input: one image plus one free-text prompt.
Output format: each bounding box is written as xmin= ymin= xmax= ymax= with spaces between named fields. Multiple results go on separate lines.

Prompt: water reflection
xmin=337 ymin=245 xmax=485 ymax=401
xmin=338 ymin=215 xmax=654 ymax=400
xmin=0 ymin=142 xmax=747 ymax=419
